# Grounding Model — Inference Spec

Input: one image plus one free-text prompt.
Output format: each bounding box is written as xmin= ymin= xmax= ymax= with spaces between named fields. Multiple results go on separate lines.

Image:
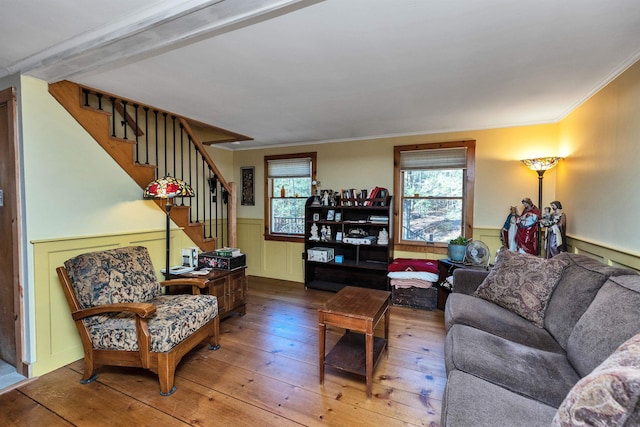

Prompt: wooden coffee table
xmin=318 ymin=286 xmax=391 ymax=399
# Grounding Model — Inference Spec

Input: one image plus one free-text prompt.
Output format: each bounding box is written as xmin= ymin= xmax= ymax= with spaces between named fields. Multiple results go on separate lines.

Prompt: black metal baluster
xmin=82 ymin=89 xmax=89 ymax=106
xmin=97 ymin=93 xmax=103 ymax=110
xmin=134 ymin=104 xmax=139 ymax=164
xmin=121 ymin=100 xmax=128 ymax=140
xmin=163 ymin=112 xmax=168 ymax=177
xmin=144 ymin=107 xmax=149 ymax=165
xmin=172 ymin=116 xmax=177 ymax=177
xmin=194 ymin=147 xmax=199 ymax=223
xmin=110 ymin=97 xmax=116 ymax=137
xmin=202 ymin=156 xmax=207 ymax=239
xmin=188 ymin=136 xmax=193 ymax=223
xmin=154 ymin=110 xmax=159 ymax=178
xmin=179 ymin=123 xmax=185 ymax=181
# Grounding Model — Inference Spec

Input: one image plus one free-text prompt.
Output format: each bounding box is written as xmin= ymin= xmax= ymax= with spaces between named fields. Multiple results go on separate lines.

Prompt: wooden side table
xmin=166 ymin=268 xmax=247 ymax=319
xmin=318 ymin=286 xmax=391 ymax=399
xmin=436 ymin=259 xmax=489 ymax=309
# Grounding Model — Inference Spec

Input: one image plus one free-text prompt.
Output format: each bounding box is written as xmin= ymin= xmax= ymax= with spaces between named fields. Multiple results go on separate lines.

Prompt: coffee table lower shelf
xmin=325 ymin=331 xmax=387 ymax=377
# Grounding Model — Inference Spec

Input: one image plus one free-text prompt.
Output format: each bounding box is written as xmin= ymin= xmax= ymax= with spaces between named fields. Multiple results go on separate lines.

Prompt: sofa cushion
xmin=553 ymin=332 xmax=640 ymax=426
xmin=474 ymin=250 xmax=569 ymax=327
xmin=545 ymin=252 xmax=638 ymax=350
xmin=64 ymin=246 xmax=161 ymax=308
xmin=83 ymin=294 xmax=218 ymax=353
xmin=444 ymin=293 xmax=564 ymax=353
xmin=446 ymin=324 xmax=580 ymax=407
xmin=567 ymin=275 xmax=640 ymax=377
xmin=442 ymin=370 xmax=558 ymax=427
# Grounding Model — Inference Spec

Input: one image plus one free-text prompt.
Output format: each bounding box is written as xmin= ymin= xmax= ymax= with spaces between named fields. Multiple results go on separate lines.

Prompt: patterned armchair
xmin=56 ymin=246 xmax=220 ymax=395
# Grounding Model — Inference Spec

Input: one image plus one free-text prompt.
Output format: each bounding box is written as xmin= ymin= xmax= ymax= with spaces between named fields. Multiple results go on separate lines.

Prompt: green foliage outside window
xmin=401 ymin=169 xmax=464 ymax=243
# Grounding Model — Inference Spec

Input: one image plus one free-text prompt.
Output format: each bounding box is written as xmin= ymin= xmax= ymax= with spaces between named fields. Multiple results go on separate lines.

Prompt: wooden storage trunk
xmin=391 ymin=286 xmax=437 ymax=310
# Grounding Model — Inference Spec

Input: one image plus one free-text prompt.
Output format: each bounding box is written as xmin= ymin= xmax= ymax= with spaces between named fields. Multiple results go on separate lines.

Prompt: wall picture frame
xmin=326 ymin=209 xmax=335 ymax=221
xmin=240 ymin=166 xmax=255 ymax=206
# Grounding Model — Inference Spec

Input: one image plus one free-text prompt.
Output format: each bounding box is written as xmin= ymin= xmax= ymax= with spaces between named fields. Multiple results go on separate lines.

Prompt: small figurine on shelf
xmin=378 ymin=228 xmax=389 ymax=245
xmin=310 ymin=223 xmax=320 ymax=241
xmin=326 ymin=226 xmax=332 ymax=241
xmin=322 ymin=190 xmax=330 ymax=206
xmin=321 ymin=225 xmax=327 ymax=241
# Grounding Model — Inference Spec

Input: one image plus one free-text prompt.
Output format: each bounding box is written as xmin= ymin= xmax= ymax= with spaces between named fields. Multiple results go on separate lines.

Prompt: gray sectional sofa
xmin=441 ymin=250 xmax=640 ymax=426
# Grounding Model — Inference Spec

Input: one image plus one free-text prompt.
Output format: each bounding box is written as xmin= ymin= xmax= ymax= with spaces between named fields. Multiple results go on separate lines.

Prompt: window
xmin=393 ymin=141 xmax=475 ymax=251
xmin=264 ymin=153 xmax=316 ymax=241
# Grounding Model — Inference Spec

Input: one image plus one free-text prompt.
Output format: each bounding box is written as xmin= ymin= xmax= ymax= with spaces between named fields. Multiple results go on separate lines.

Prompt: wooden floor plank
xmin=0 ymin=389 xmax=73 ymax=426
xmin=5 ymin=277 xmax=446 ymax=426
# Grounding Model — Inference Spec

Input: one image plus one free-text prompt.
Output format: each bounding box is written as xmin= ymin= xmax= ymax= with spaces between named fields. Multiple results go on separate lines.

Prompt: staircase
xmin=49 ymin=80 xmax=251 ymax=252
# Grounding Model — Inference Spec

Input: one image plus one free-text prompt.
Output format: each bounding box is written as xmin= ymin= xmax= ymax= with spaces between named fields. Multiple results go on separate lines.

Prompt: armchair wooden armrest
xmin=71 ymin=302 xmax=157 ymax=321
xmin=161 ymin=277 xmax=208 ymax=295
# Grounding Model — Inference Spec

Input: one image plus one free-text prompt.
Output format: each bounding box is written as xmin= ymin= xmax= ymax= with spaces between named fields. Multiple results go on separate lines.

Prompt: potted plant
xmin=448 ymin=236 xmax=471 ymax=261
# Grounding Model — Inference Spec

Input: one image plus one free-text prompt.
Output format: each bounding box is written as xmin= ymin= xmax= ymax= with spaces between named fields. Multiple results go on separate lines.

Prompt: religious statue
xmin=516 ymin=197 xmax=540 ymax=255
xmin=500 ymin=206 xmax=519 ymax=251
xmin=544 ymin=200 xmax=567 ymax=258
xmin=310 ymin=223 xmax=320 ymax=241
xmin=378 ymin=228 xmax=389 ymax=245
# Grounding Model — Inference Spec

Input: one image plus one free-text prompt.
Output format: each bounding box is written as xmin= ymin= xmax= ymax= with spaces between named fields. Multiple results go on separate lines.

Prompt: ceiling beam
xmin=6 ymin=0 xmax=323 ymax=82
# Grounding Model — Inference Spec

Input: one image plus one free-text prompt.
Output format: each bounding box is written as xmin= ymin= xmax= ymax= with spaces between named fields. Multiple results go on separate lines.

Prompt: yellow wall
xmin=558 ymin=60 xmax=640 ymax=255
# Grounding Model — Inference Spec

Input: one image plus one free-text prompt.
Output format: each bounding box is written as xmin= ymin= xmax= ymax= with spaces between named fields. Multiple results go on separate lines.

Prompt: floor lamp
xmin=143 ymin=176 xmax=194 ymax=279
xmin=521 ymin=157 xmax=563 ymax=255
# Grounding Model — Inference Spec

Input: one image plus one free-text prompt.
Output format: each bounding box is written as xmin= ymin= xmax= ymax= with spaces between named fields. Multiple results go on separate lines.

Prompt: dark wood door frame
xmin=0 ymin=86 xmax=26 ymax=376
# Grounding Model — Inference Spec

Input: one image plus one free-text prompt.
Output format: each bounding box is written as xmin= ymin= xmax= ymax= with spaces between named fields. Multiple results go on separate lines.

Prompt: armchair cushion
xmin=64 ymin=246 xmax=161 ymax=308
xmin=85 ymin=294 xmax=218 ymax=353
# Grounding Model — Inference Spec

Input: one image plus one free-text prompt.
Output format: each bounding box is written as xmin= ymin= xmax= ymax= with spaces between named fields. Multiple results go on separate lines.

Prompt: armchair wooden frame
xmin=56 ymin=267 xmax=220 ymax=396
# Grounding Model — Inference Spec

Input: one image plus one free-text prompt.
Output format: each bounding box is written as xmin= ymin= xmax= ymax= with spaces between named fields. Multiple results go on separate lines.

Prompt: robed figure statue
xmin=516 ymin=197 xmax=540 ymax=255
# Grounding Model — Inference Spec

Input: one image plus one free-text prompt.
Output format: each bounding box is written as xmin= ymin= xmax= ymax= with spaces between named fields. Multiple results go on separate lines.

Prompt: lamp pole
xmin=165 ymin=202 xmax=172 ymax=279
xmin=536 ymin=170 xmax=545 ymax=256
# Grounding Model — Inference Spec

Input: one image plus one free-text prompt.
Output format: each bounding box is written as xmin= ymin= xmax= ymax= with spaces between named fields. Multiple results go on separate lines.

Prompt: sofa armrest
xmin=452 ymin=269 xmax=489 ymax=295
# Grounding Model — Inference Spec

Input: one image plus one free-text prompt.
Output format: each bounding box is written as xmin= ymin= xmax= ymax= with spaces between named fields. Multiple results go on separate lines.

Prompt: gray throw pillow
xmin=552 ymin=332 xmax=640 ymax=426
xmin=474 ymin=250 xmax=568 ymax=327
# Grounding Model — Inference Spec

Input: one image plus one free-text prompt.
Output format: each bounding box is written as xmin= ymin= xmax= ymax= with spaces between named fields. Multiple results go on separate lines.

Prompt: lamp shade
xmin=521 ymin=157 xmax=563 ymax=172
xmin=143 ymin=176 xmax=194 ymax=199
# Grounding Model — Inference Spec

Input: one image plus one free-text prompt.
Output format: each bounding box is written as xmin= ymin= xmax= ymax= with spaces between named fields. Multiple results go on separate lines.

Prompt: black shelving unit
xmin=304 ymin=195 xmax=393 ymax=292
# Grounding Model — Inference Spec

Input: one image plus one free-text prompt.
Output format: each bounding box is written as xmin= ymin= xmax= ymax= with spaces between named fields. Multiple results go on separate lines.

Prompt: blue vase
xmin=448 ymin=244 xmax=466 ymax=262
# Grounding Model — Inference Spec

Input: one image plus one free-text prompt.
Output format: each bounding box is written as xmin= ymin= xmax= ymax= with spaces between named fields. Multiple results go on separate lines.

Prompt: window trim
xmin=264 ymin=152 xmax=317 ymax=242
xmin=393 ymin=140 xmax=475 ymax=253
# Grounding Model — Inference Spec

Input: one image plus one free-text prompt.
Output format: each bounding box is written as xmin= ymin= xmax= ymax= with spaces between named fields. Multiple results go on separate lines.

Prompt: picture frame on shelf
xmin=313 ymin=213 xmax=320 ymax=221
xmin=326 ymin=209 xmax=335 ymax=221
xmin=334 ymin=212 xmax=342 ymax=221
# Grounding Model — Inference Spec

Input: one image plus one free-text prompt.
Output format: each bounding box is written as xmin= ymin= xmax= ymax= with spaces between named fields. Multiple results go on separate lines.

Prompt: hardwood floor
xmin=0 ymin=277 xmax=446 ymax=426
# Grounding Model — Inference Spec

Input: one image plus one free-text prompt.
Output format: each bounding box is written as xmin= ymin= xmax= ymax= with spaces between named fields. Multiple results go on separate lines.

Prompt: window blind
xmin=267 ymin=157 xmax=312 ymax=178
xmin=400 ymin=147 xmax=467 ymax=170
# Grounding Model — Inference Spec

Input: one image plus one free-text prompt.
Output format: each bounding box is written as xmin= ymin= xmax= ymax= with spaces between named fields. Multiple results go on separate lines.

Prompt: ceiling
xmin=2 ymin=0 xmax=640 ymax=150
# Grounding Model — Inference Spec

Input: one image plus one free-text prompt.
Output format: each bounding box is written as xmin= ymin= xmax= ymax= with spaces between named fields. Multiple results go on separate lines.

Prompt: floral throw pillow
xmin=552 ymin=332 xmax=640 ymax=426
xmin=473 ymin=250 xmax=568 ymax=327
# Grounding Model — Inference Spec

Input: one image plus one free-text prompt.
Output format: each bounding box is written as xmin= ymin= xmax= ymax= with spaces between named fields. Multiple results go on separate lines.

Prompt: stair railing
xmin=81 ymin=86 xmax=235 ymax=248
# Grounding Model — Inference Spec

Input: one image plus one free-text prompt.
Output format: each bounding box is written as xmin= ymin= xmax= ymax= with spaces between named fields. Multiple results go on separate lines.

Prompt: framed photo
xmin=336 ymin=232 xmax=343 ymax=241
xmin=240 ymin=166 xmax=255 ymax=206
xmin=313 ymin=213 xmax=320 ymax=221
xmin=334 ymin=212 xmax=342 ymax=222
xmin=326 ymin=209 xmax=335 ymax=221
